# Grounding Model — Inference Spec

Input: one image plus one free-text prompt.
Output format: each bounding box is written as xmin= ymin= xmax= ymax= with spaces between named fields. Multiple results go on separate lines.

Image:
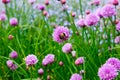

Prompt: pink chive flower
xmin=8 ymin=34 xmax=14 ymax=40
xmin=43 ymin=10 xmax=48 ymax=16
xmin=91 ymin=0 xmax=100 ymax=6
xmin=98 ymin=64 xmax=118 ymax=80
xmin=109 ymin=0 xmax=119 ymax=5
xmin=70 ymin=73 xmax=82 ymax=80
xmin=77 ymin=18 xmax=85 ymax=27
xmin=9 ymin=51 xmax=18 ymax=58
xmin=47 ymin=75 xmax=51 ymax=80
xmin=101 ymin=4 xmax=116 ymax=18
xmin=28 ymin=0 xmax=36 ymax=5
xmin=42 ymin=54 xmax=55 ymax=66
xmin=2 ymin=0 xmax=11 ymax=4
xmin=6 ymin=60 xmax=13 ymax=67
xmin=71 ymin=12 xmax=76 ymax=17
xmin=71 ymin=51 xmax=76 ymax=57
xmin=6 ymin=60 xmax=18 ymax=70
xmin=61 ymin=0 xmax=66 ymax=4
xmin=38 ymin=68 xmax=44 ymax=75
xmin=116 ymin=22 xmax=120 ymax=31
xmin=80 ymin=70 xmax=85 ymax=75
xmin=36 ymin=4 xmax=45 ymax=11
xmin=45 ymin=0 xmax=49 ymax=6
xmin=62 ymin=43 xmax=72 ymax=53
xmin=75 ymin=57 xmax=84 ymax=65
xmin=95 ymin=8 xmax=103 ymax=18
xmin=10 ymin=18 xmax=18 ymax=26
xmin=85 ymin=13 xmax=100 ymax=26
xmin=25 ymin=54 xmax=38 ymax=66
xmin=59 ymin=61 xmax=63 ymax=66
xmin=9 ymin=64 xmax=18 ymax=70
xmin=52 ymin=26 xmax=69 ymax=43
xmin=86 ymin=10 xmax=90 ymax=15
xmin=0 ymin=13 xmax=7 ymax=21
xmin=114 ymin=36 xmax=120 ymax=44
xmin=106 ymin=57 xmax=120 ymax=70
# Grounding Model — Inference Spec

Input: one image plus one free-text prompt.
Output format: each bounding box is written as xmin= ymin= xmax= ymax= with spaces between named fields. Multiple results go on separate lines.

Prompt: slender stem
xmin=109 ymin=17 xmax=116 ymax=48
xmin=83 ymin=60 xmax=86 ymax=80
xmin=30 ymin=67 xmax=33 ymax=80
xmin=79 ymin=0 xmax=83 ymax=18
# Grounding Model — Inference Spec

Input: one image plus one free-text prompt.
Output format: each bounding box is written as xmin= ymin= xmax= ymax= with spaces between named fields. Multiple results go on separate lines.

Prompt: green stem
xmin=79 ymin=0 xmax=83 ymax=18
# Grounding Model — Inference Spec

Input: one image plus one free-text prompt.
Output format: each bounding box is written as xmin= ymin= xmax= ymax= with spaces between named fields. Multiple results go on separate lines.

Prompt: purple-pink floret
xmin=6 ymin=60 xmax=13 ymax=67
xmin=85 ymin=13 xmax=100 ymax=26
xmin=114 ymin=36 xmax=120 ymax=44
xmin=52 ymin=26 xmax=69 ymax=43
xmin=116 ymin=22 xmax=120 ymax=31
xmin=38 ymin=68 xmax=44 ymax=75
xmin=36 ymin=4 xmax=45 ymax=11
xmin=75 ymin=57 xmax=84 ymax=65
xmin=6 ymin=60 xmax=18 ymax=70
xmin=106 ymin=57 xmax=120 ymax=70
xmin=77 ymin=19 xmax=85 ymax=27
xmin=0 ymin=13 xmax=7 ymax=21
xmin=62 ymin=43 xmax=72 ymax=53
xmin=25 ymin=54 xmax=38 ymax=66
xmin=98 ymin=64 xmax=118 ymax=80
xmin=101 ymin=4 xmax=116 ymax=18
xmin=28 ymin=0 xmax=36 ymax=4
xmin=95 ymin=8 xmax=103 ymax=18
xmin=92 ymin=0 xmax=100 ymax=6
xmin=9 ymin=51 xmax=18 ymax=58
xmin=42 ymin=54 xmax=55 ymax=66
xmin=10 ymin=18 xmax=18 ymax=26
xmin=9 ymin=64 xmax=18 ymax=70
xmin=70 ymin=73 xmax=82 ymax=80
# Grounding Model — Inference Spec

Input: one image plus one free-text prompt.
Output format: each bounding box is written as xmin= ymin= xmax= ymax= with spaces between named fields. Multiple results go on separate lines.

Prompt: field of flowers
xmin=1 ymin=0 xmax=120 ymax=80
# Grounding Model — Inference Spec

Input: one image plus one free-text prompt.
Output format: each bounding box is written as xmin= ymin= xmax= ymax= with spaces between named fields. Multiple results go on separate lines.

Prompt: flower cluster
xmin=98 ymin=57 xmax=120 ymax=79
xmin=42 ymin=54 xmax=55 ymax=66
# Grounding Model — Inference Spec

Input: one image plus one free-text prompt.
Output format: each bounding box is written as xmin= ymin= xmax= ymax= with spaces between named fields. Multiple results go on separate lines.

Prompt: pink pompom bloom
xmin=61 ymin=0 xmax=66 ymax=4
xmin=9 ymin=51 xmax=18 ymax=58
xmin=2 ymin=0 xmax=11 ymax=4
xmin=77 ymin=19 xmax=85 ymax=27
xmin=28 ymin=0 xmax=36 ymax=4
xmin=6 ymin=60 xmax=13 ymax=67
xmin=116 ymin=22 xmax=120 ymax=31
xmin=9 ymin=64 xmax=18 ymax=70
xmin=70 ymin=73 xmax=82 ymax=80
xmin=6 ymin=60 xmax=18 ymax=70
xmin=75 ymin=57 xmax=84 ymax=65
xmin=95 ymin=8 xmax=103 ymax=18
xmin=25 ymin=54 xmax=38 ymax=66
xmin=85 ymin=13 xmax=100 ymax=26
xmin=109 ymin=0 xmax=119 ymax=5
xmin=59 ymin=61 xmax=63 ymax=66
xmin=71 ymin=12 xmax=76 ymax=17
xmin=52 ymin=26 xmax=69 ymax=43
xmin=45 ymin=0 xmax=49 ymax=6
xmin=106 ymin=57 xmax=120 ymax=70
xmin=0 ymin=13 xmax=7 ymax=21
xmin=62 ymin=43 xmax=72 ymax=53
xmin=42 ymin=54 xmax=55 ymax=66
xmin=114 ymin=36 xmax=120 ymax=44
xmin=101 ymin=4 xmax=116 ymax=18
xmin=38 ymin=68 xmax=44 ymax=75
xmin=71 ymin=51 xmax=76 ymax=57
xmin=91 ymin=0 xmax=100 ymax=6
xmin=36 ymin=4 xmax=45 ymax=11
xmin=10 ymin=18 xmax=18 ymax=26
xmin=98 ymin=64 xmax=118 ymax=80
xmin=8 ymin=34 xmax=14 ymax=40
